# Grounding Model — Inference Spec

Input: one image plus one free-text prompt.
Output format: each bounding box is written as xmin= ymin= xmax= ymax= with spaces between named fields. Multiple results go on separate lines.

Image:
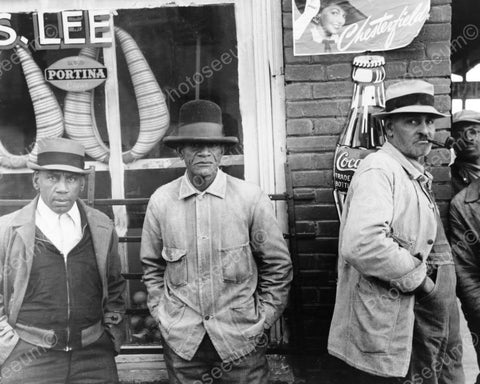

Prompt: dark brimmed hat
xmin=452 ymin=110 xmax=480 ymax=129
xmin=163 ymin=100 xmax=239 ymax=148
xmin=295 ymin=0 xmax=367 ymax=26
xmin=373 ymin=80 xmax=448 ymax=119
xmin=27 ymin=137 xmax=89 ymax=174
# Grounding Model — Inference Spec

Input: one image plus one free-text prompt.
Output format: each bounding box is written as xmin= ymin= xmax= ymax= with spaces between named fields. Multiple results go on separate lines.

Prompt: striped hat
xmin=373 ymin=80 xmax=448 ymax=119
xmin=27 ymin=138 xmax=89 ymax=174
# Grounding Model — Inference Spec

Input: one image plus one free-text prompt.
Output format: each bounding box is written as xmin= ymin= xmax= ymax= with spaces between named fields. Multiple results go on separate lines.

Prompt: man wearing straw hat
xmin=0 ymin=138 xmax=125 ymax=384
xmin=141 ymin=99 xmax=292 ymax=383
xmin=328 ymin=80 xmax=464 ymax=383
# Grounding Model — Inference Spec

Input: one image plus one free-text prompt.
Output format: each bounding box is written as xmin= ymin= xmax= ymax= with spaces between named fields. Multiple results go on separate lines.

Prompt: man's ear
xmin=32 ymin=171 xmax=40 ymax=191
xmin=176 ymin=146 xmax=184 ymax=159
xmin=384 ymin=119 xmax=394 ymax=138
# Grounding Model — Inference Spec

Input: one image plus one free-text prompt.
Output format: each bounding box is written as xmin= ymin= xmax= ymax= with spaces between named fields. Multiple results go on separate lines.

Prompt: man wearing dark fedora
xmin=141 ymin=99 xmax=292 ymax=383
xmin=0 ymin=138 xmax=125 ymax=383
xmin=328 ymin=80 xmax=464 ymax=383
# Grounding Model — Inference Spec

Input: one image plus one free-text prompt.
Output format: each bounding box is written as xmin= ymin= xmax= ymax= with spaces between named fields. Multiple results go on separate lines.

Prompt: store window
xmin=0 ymin=1 xmax=287 ymax=348
xmin=452 ymin=64 xmax=480 ymax=113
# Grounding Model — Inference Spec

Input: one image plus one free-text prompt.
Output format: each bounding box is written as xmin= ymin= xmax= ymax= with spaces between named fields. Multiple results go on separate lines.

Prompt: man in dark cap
xmin=141 ymin=99 xmax=292 ymax=384
xmin=0 ymin=138 xmax=125 ymax=383
xmin=449 ymin=110 xmax=480 ymax=384
xmin=450 ymin=109 xmax=480 ymax=195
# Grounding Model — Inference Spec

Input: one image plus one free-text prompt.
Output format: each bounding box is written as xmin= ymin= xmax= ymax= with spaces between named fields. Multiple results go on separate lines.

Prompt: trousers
xmin=162 ymin=333 xmax=269 ymax=384
xmin=0 ymin=332 xmax=119 ymax=384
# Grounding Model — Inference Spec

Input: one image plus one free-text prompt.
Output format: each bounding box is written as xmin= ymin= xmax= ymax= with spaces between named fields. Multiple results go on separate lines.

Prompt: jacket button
xmin=427 ymin=239 xmax=434 ymax=245
xmin=204 ymin=315 xmax=210 ymax=321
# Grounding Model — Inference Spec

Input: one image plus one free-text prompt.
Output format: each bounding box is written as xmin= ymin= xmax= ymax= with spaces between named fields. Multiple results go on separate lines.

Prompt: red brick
xmin=408 ymin=59 xmax=451 ymax=78
xmin=287 ymin=119 xmax=314 ymax=135
xmin=431 ymin=0 xmax=451 ymax=4
xmin=284 ymin=30 xmax=294 ymax=47
xmin=434 ymin=95 xmax=451 ymax=113
xmin=286 ymin=83 xmax=312 ymax=100
xmin=382 ymin=41 xmax=426 ymax=61
xmin=432 ymin=183 xmax=453 ymax=200
xmin=419 ymin=24 xmax=451 ymax=42
xmin=313 ymin=118 xmax=346 ymax=135
xmin=429 ymin=166 xmax=451 ymax=182
xmin=292 ymin=170 xmax=334 ymax=187
xmin=428 ymin=78 xmax=451 ymax=95
xmin=287 ymin=100 xmax=350 ymax=118
xmin=288 ymin=153 xmax=334 ymax=170
xmin=316 ymin=221 xmax=340 ymax=237
xmin=296 ymin=221 xmax=316 ymax=234
xmin=428 ymin=5 xmax=451 ymax=23
xmin=315 ymin=189 xmax=335 ymax=204
xmin=425 ymin=148 xmax=451 ymax=167
xmin=282 ymin=12 xmax=293 ymax=29
xmin=384 ymin=61 xmax=408 ymax=78
xmin=326 ymin=63 xmax=352 ymax=80
xmin=298 ymin=254 xmax=337 ymax=270
xmin=301 ymin=287 xmax=336 ymax=304
xmin=287 ymin=136 xmax=338 ymax=152
xmin=285 ymin=64 xmax=325 ymax=81
xmin=312 ymin=53 xmax=357 ymax=64
xmin=284 ymin=47 xmax=311 ymax=64
xmin=313 ymin=81 xmax=354 ymax=99
xmin=297 ymin=237 xmax=338 ymax=254
xmin=426 ymin=41 xmax=451 ymax=60
xmin=282 ymin=0 xmax=292 ymax=12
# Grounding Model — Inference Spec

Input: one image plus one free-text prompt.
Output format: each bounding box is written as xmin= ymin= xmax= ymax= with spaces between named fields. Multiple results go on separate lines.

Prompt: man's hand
xmin=415 ymin=276 xmax=435 ymax=300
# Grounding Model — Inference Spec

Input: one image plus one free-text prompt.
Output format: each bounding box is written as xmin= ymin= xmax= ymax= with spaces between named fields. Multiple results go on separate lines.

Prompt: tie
xmin=59 ymin=213 xmax=76 ymax=256
xmin=322 ymin=39 xmax=334 ymax=52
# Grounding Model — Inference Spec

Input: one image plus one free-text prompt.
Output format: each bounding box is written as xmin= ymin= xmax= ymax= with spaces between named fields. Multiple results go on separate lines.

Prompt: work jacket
xmin=449 ymin=178 xmax=480 ymax=343
xmin=0 ymin=197 xmax=125 ymax=365
xmin=141 ymin=170 xmax=292 ymax=362
xmin=328 ymin=142 xmax=437 ymax=377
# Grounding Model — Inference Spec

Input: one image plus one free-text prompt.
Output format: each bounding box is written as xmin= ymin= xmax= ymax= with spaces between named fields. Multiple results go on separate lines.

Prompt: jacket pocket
xmin=162 ymin=247 xmax=187 ymax=287
xmin=350 ymin=276 xmax=402 ymax=354
xmin=220 ymin=243 xmax=253 ymax=284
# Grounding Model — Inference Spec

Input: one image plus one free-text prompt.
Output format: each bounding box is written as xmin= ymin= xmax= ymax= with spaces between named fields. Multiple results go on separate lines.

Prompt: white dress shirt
xmin=35 ymin=197 xmax=83 ymax=258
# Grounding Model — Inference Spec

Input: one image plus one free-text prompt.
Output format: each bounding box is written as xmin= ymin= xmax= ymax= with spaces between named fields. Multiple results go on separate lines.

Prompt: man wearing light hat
xmin=450 ymin=109 xmax=480 ymax=194
xmin=0 ymin=138 xmax=125 ymax=383
xmin=449 ymin=110 xmax=480 ymax=384
xmin=141 ymin=99 xmax=292 ymax=383
xmin=328 ymin=80 xmax=464 ymax=383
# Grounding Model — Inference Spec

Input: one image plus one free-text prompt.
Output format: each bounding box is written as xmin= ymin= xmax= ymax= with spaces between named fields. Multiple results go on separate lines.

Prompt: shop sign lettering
xmin=0 ymin=10 xmax=112 ymax=50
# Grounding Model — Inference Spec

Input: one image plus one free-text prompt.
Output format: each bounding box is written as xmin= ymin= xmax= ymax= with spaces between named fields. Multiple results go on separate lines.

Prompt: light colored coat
xmin=328 ymin=142 xmax=437 ymax=377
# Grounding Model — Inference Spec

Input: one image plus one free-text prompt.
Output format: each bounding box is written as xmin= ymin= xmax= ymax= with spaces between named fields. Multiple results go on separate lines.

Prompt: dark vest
xmin=17 ymin=207 xmax=103 ymax=349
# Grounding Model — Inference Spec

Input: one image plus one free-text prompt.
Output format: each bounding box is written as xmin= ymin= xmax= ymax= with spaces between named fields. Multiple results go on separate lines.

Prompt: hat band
xmin=177 ymin=122 xmax=224 ymax=138
xmin=37 ymin=151 xmax=85 ymax=170
xmin=386 ymin=93 xmax=434 ymax=112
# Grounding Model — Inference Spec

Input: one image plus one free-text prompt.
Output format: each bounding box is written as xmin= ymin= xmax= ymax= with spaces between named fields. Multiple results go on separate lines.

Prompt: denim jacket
xmin=140 ymin=170 xmax=292 ymax=362
xmin=328 ymin=142 xmax=438 ymax=377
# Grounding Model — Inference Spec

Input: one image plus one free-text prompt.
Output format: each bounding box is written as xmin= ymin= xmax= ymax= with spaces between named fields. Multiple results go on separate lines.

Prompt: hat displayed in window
xmin=27 ymin=137 xmax=90 ymax=174
xmin=163 ymin=100 xmax=239 ymax=148
xmin=373 ymin=80 xmax=448 ymax=119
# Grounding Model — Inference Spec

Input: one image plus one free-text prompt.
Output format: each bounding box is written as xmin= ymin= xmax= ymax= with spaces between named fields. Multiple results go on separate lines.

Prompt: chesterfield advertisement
xmin=292 ymin=0 xmax=430 ymax=55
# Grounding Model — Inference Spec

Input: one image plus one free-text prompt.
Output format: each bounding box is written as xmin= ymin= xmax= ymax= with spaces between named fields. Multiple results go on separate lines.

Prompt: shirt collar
xmin=36 ymin=196 xmax=81 ymax=226
xmin=179 ymin=169 xmax=227 ymax=200
xmin=381 ymin=141 xmax=431 ymax=182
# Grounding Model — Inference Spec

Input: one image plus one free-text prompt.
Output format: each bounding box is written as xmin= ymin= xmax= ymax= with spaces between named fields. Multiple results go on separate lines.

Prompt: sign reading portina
xmin=45 ymin=56 xmax=107 ymax=91
xmin=292 ymin=0 xmax=430 ymax=56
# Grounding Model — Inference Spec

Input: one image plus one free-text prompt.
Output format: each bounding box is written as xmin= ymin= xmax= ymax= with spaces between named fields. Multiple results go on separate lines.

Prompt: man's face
xmin=178 ymin=143 xmax=224 ymax=189
xmin=385 ymin=114 xmax=436 ymax=160
xmin=452 ymin=123 xmax=480 ymax=163
xmin=33 ymin=170 xmax=84 ymax=214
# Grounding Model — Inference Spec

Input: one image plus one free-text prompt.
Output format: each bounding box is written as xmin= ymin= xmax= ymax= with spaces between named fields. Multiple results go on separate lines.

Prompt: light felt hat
xmin=27 ymin=138 xmax=89 ymax=174
xmin=373 ymin=80 xmax=448 ymax=119
xmin=452 ymin=110 xmax=480 ymax=127
xmin=163 ymin=100 xmax=239 ymax=148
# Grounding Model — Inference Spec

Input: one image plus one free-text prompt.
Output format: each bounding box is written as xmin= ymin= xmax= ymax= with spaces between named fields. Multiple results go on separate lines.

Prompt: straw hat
xmin=27 ymin=138 xmax=89 ymax=174
xmin=374 ymin=80 xmax=448 ymax=119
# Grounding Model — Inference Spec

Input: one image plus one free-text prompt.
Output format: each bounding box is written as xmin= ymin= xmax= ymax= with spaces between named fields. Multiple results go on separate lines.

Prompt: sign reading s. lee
xmin=0 ymin=10 xmax=112 ymax=50
xmin=293 ymin=0 xmax=430 ymax=56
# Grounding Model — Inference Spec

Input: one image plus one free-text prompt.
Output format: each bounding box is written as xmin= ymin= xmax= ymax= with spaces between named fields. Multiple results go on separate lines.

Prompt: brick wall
xmin=282 ymin=0 xmax=452 ymax=351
